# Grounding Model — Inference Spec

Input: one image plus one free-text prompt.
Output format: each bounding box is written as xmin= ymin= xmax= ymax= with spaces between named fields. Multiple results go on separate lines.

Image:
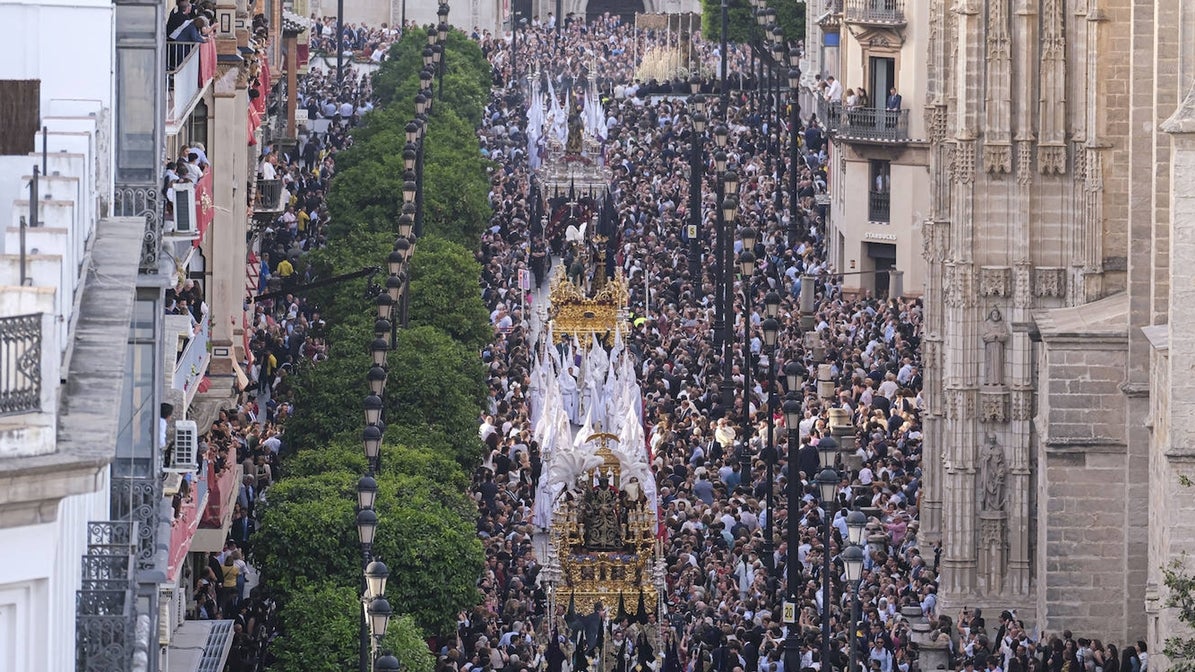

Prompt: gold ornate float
xmin=548 ymin=266 xmax=629 ymax=345
xmin=552 ymin=433 xmax=660 ymax=618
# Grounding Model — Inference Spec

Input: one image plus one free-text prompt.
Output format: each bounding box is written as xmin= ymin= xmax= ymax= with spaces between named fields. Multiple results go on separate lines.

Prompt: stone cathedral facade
xmin=916 ymin=0 xmax=1195 ymax=657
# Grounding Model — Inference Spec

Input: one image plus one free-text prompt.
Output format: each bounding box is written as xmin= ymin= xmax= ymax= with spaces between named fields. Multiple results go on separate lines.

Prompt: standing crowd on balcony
xmin=309 ymin=16 xmax=403 ymax=63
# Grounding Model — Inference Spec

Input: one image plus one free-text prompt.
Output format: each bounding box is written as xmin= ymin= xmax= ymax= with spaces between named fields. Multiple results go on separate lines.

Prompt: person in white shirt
xmin=259 ymin=152 xmax=278 ymax=179
xmin=825 ymin=76 xmax=843 ymax=103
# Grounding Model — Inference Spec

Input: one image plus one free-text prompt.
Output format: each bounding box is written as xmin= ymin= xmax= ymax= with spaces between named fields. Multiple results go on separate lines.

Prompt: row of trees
xmin=248 ymin=30 xmax=495 ymax=671
xmin=699 ymin=0 xmax=804 ymax=50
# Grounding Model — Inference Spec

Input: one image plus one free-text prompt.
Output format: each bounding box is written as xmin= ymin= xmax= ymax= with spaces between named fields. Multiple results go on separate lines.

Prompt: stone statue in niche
xmin=982 ymin=307 xmax=1009 ymax=386
xmin=979 ymin=433 xmax=1007 ymax=511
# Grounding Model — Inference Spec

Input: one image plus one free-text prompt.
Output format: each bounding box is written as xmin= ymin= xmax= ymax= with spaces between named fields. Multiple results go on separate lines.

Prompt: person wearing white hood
xmin=559 ymin=365 xmax=580 ymax=424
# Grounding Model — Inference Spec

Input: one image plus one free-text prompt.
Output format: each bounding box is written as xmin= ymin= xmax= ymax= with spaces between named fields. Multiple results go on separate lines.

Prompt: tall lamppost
xmin=688 ymin=79 xmax=707 ymax=299
xmin=759 ymin=296 xmax=780 ymax=576
xmin=770 ymin=33 xmax=786 ymax=210
xmin=787 ymin=56 xmax=801 ymax=247
xmin=357 ymin=493 xmax=393 ymax=672
xmin=717 ymin=160 xmax=739 ymax=413
xmin=844 ymin=512 xmax=867 ymax=672
xmin=436 ymin=3 xmax=450 ymax=99
xmin=719 ymin=0 xmax=729 ymax=121
xmin=815 ymin=462 xmax=838 ymax=672
xmin=336 ymin=0 xmax=345 ymax=82
xmin=738 ymin=226 xmax=758 ymax=450
xmin=511 ymin=12 xmax=524 ymax=86
xmin=712 ymin=126 xmax=730 ymax=350
xmin=781 ymin=361 xmax=807 ymax=672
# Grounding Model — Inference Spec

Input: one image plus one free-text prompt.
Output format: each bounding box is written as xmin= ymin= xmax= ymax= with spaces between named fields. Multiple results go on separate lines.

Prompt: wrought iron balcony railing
xmin=254 ymin=178 xmax=284 ymax=213
xmin=816 ymin=99 xmax=843 ymax=133
xmin=868 ymin=190 xmax=891 ymax=223
xmin=838 ymin=108 xmax=912 ymax=143
xmin=844 ymin=0 xmax=905 ymax=24
xmin=0 ymin=313 xmax=42 ymax=416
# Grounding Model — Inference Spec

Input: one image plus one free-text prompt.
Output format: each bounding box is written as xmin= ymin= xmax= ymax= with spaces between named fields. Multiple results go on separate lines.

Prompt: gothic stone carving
xmin=954 ymin=139 xmax=977 ymax=184
xmin=979 ymin=266 xmax=1012 ymax=297
xmin=1016 ymin=140 xmax=1034 ymax=185
xmin=1013 ymin=264 xmax=1032 ymax=307
xmin=1033 ymin=267 xmax=1066 ymax=297
xmin=984 ymin=144 xmax=1013 ymax=174
xmin=1010 ymin=388 xmax=1033 ymax=421
xmin=1038 ymin=144 xmax=1067 ymax=175
xmin=980 ymin=389 xmax=1009 ymax=423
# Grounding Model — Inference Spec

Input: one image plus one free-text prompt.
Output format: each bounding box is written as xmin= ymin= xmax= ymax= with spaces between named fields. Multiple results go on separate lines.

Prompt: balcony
xmin=844 ymin=0 xmax=905 ymax=25
xmin=253 ymin=177 xmax=285 ymax=215
xmin=868 ymin=190 xmax=891 ymax=223
xmin=837 ymin=108 xmax=912 ymax=144
xmin=194 ymin=445 xmax=241 ymax=552
xmin=816 ymin=0 xmax=844 ymax=27
xmin=167 ymin=41 xmax=216 ymax=128
xmin=816 ymin=99 xmax=843 ymax=133
xmin=0 ymin=313 xmax=42 ymax=417
xmin=169 ymin=308 xmax=210 ymax=407
xmin=165 ymin=470 xmax=207 ymax=582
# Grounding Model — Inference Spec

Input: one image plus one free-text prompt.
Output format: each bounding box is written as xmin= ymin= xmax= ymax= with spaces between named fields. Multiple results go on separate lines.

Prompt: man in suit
xmin=886 ymin=87 xmax=903 ymax=111
xmin=230 ymin=506 xmax=255 ymax=548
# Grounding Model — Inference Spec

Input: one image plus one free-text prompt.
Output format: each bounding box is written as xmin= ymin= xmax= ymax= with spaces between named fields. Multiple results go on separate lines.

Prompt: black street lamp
xmin=688 ymin=83 xmax=706 ymax=300
xmin=737 ymin=230 xmax=756 ymax=451
xmin=357 ymin=474 xmax=378 ymax=511
xmin=816 ymin=454 xmax=839 ymax=671
xmin=787 ymin=58 xmax=802 ymax=246
xmin=782 ymin=361 xmax=806 ymax=672
xmin=362 ymin=424 xmax=382 ymax=468
xmin=760 ymin=313 xmax=779 ymax=577
xmin=375 ymin=653 xmax=401 ymax=672
xmin=719 ymin=0 xmax=729 ymax=121
xmin=844 ymin=512 xmax=866 ymax=672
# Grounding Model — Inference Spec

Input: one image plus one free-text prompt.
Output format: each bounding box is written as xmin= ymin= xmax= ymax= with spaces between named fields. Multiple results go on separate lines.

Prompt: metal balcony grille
xmin=845 ymin=0 xmax=905 ymax=23
xmin=77 ymin=521 xmax=138 ymax=672
xmin=838 ymin=108 xmax=911 ymax=142
xmin=869 ymin=191 xmax=891 ymax=222
xmin=0 ymin=313 xmax=41 ymax=416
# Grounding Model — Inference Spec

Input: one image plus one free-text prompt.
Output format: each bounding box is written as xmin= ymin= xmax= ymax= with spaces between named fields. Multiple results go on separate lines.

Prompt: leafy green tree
xmin=700 ymin=0 xmax=805 ymax=52
xmin=284 ymin=435 xmax=474 ymax=519
xmin=251 ymin=470 xmax=482 ymax=636
xmin=407 ymin=235 xmax=491 ymax=350
xmin=271 ymin=582 xmax=435 ymax=672
xmin=386 ymin=325 xmax=487 ymax=466
xmin=373 ymin=31 xmax=491 ymax=126
xmin=1163 ymin=556 xmax=1195 ymax=671
xmin=283 ymin=314 xmax=374 ymax=451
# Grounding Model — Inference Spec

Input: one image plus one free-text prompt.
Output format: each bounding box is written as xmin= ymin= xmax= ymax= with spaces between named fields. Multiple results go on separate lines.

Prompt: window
xmin=869 ymin=160 xmax=890 ymax=223
xmin=116 ymin=295 xmax=160 ymax=467
xmin=187 ymin=99 xmax=209 ymax=152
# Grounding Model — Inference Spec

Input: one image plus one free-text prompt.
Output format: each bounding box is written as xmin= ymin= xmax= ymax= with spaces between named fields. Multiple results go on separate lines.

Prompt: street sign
xmin=687 ymin=224 xmax=697 ymax=238
xmin=782 ymin=601 xmax=797 ymax=624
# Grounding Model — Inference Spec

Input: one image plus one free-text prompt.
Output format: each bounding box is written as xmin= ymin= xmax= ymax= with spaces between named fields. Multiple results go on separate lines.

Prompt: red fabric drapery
xmin=198 ymin=40 xmax=217 ymax=86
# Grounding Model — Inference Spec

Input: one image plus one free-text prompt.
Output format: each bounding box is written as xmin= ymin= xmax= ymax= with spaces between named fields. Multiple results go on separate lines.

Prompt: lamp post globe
xmin=356 ymin=508 xmax=379 ymax=549
xmin=375 ymin=653 xmax=402 ymax=672
xmin=365 ymin=560 xmax=390 ymax=599
xmin=357 ymin=474 xmax=378 ymax=511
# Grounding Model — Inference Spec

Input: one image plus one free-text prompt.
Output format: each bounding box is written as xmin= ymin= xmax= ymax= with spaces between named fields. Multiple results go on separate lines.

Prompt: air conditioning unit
xmin=170 ymin=420 xmax=199 ymax=472
xmin=168 ymin=183 xmax=200 ymax=238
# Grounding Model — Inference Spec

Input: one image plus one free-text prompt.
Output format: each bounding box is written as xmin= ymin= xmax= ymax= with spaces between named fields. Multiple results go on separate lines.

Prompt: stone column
xmin=206 ymin=55 xmax=249 ymax=383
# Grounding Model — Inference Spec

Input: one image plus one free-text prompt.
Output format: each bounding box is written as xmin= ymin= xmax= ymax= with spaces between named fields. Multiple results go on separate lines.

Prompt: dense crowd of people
xmin=461 ymin=13 xmax=1153 ymax=672
xmin=161 ymin=12 xmax=1154 ymax=672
